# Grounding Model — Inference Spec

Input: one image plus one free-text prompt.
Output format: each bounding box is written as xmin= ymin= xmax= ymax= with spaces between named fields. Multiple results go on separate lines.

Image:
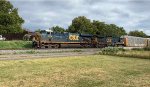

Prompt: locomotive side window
xmin=47 ymin=32 xmax=50 ymax=34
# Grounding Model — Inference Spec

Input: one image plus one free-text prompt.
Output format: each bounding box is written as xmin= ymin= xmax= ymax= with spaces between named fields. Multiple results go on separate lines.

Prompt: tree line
xmin=51 ymin=16 xmax=148 ymax=38
xmin=0 ymin=0 xmax=149 ymax=38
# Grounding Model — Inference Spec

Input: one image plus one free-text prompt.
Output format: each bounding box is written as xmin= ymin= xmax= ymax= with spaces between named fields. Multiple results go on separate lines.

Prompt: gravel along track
xmin=0 ymin=48 xmax=100 ymax=61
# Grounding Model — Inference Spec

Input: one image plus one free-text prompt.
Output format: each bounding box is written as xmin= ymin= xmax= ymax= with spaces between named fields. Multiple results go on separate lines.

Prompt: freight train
xmin=32 ymin=30 xmax=150 ymax=48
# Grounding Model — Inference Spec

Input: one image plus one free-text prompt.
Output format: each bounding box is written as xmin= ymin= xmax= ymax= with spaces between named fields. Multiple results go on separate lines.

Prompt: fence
xmin=3 ymin=33 xmax=27 ymax=40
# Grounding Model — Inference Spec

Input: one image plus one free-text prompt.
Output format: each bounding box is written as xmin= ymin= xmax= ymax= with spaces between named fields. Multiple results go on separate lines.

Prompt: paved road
xmin=0 ymin=48 xmax=100 ymax=61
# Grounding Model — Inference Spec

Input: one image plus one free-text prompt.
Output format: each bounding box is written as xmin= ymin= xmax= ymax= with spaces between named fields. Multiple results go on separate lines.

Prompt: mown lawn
xmin=0 ymin=40 xmax=32 ymax=49
xmin=0 ymin=55 xmax=150 ymax=87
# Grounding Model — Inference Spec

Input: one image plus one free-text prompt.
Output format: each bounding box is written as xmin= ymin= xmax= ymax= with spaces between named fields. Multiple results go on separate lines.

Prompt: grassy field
xmin=99 ymin=47 xmax=150 ymax=59
xmin=116 ymin=50 xmax=150 ymax=59
xmin=0 ymin=55 xmax=150 ymax=87
xmin=0 ymin=40 xmax=32 ymax=49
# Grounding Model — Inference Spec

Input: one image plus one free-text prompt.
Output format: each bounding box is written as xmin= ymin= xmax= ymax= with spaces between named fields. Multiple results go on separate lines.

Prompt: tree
xmin=35 ymin=29 xmax=41 ymax=33
xmin=92 ymin=20 xmax=106 ymax=35
xmin=51 ymin=26 xmax=65 ymax=33
xmin=67 ymin=16 xmax=93 ymax=34
xmin=92 ymin=20 xmax=126 ymax=37
xmin=0 ymin=0 xmax=24 ymax=34
xmin=129 ymin=30 xmax=147 ymax=37
xmin=67 ymin=16 xmax=127 ymax=37
xmin=105 ymin=24 xmax=126 ymax=37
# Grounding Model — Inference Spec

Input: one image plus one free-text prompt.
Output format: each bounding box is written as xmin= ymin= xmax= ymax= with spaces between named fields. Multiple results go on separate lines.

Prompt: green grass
xmin=99 ymin=47 xmax=150 ymax=59
xmin=116 ymin=50 xmax=150 ymax=59
xmin=0 ymin=55 xmax=150 ymax=87
xmin=0 ymin=40 xmax=32 ymax=49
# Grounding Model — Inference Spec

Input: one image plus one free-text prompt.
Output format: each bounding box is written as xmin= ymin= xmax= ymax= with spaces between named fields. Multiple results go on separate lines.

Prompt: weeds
xmin=144 ymin=47 xmax=150 ymax=51
xmin=99 ymin=47 xmax=125 ymax=55
xmin=99 ymin=47 xmax=150 ymax=59
xmin=0 ymin=40 xmax=32 ymax=49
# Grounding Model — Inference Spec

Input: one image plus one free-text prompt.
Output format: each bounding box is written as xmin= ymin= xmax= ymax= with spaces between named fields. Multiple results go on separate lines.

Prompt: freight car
xmin=120 ymin=35 xmax=149 ymax=47
xmin=102 ymin=35 xmax=150 ymax=47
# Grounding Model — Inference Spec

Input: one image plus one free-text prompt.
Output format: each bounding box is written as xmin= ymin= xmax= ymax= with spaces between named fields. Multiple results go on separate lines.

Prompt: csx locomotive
xmin=32 ymin=30 xmax=150 ymax=48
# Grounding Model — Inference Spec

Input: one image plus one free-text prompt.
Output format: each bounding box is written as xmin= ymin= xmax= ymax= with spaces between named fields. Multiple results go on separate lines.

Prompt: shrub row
xmin=99 ymin=47 xmax=150 ymax=59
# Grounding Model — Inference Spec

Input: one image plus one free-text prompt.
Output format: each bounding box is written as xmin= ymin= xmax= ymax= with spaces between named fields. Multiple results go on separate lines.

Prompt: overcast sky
xmin=10 ymin=0 xmax=150 ymax=35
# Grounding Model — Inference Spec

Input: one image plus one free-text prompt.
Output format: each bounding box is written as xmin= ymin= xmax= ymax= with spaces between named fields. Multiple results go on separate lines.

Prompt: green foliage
xmin=0 ymin=41 xmax=32 ymax=49
xmin=99 ymin=47 xmax=150 ymax=59
xmin=51 ymin=26 xmax=65 ymax=33
xmin=0 ymin=0 xmax=24 ymax=34
xmin=67 ymin=16 xmax=93 ymax=34
xmin=35 ymin=29 xmax=41 ymax=33
xmin=92 ymin=21 xmax=127 ymax=37
xmin=67 ymin=16 xmax=127 ymax=36
xmin=132 ymin=48 xmax=144 ymax=51
xmin=99 ymin=47 xmax=125 ymax=55
xmin=144 ymin=47 xmax=150 ymax=51
xmin=129 ymin=30 xmax=147 ymax=37
xmin=92 ymin=20 xmax=106 ymax=35
xmin=132 ymin=47 xmax=150 ymax=51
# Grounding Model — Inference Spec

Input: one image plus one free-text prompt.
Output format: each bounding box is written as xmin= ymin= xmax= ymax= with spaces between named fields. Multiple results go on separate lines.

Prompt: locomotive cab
xmin=32 ymin=30 xmax=53 ymax=48
xmin=40 ymin=30 xmax=53 ymax=41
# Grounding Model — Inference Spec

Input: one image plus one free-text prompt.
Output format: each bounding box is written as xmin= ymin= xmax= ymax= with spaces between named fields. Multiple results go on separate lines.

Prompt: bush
xmin=131 ymin=47 xmax=150 ymax=51
xmin=132 ymin=48 xmax=144 ymax=51
xmin=144 ymin=47 xmax=150 ymax=51
xmin=99 ymin=47 xmax=125 ymax=55
xmin=99 ymin=47 xmax=150 ymax=59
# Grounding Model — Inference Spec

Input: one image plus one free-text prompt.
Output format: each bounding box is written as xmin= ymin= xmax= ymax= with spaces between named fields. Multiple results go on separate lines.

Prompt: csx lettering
xmin=69 ymin=35 xmax=79 ymax=40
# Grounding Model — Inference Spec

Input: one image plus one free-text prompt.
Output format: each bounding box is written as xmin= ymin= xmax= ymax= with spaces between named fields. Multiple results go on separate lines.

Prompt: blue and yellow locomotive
xmin=32 ymin=30 xmax=150 ymax=48
xmin=32 ymin=30 xmax=99 ymax=48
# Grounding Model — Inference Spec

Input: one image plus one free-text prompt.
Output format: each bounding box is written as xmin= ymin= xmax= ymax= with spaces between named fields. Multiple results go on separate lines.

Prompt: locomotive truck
xmin=32 ymin=30 xmax=150 ymax=48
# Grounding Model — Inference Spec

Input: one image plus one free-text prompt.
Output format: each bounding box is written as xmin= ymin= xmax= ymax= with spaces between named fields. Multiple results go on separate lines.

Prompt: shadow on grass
xmin=99 ymin=53 xmax=150 ymax=60
xmin=75 ymin=78 xmax=104 ymax=87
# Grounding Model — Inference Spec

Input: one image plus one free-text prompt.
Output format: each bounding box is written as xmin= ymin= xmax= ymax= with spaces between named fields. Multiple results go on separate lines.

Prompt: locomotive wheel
xmin=81 ymin=44 xmax=89 ymax=48
xmin=55 ymin=44 xmax=59 ymax=48
xmin=94 ymin=44 xmax=99 ymax=48
xmin=45 ymin=46 xmax=49 ymax=48
xmin=52 ymin=44 xmax=60 ymax=48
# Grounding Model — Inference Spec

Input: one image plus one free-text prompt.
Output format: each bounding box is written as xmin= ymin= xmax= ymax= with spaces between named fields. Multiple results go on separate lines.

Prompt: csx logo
xmin=69 ymin=35 xmax=79 ymax=40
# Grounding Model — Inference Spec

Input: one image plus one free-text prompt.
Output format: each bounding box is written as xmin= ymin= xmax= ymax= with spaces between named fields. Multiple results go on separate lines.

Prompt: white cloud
xmin=9 ymin=0 xmax=150 ymax=35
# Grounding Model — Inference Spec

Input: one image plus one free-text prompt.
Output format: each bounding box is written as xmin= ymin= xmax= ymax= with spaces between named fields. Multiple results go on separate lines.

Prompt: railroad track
xmin=0 ymin=48 xmax=100 ymax=61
